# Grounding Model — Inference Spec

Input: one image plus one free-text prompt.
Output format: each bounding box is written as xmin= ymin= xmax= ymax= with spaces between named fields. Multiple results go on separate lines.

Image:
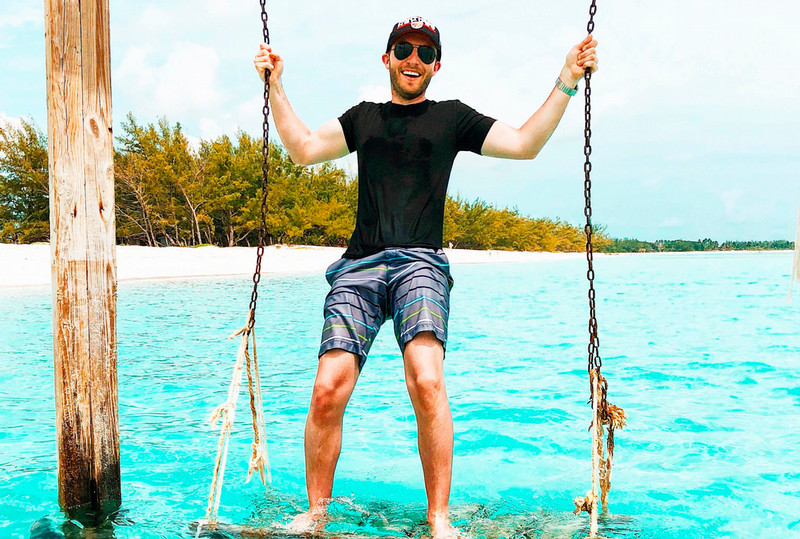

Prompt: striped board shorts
xmin=319 ymin=247 xmax=454 ymax=369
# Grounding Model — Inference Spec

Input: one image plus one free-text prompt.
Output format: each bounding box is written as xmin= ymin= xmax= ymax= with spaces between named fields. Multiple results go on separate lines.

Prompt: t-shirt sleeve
xmin=338 ymin=103 xmax=362 ymax=154
xmin=453 ymin=100 xmax=496 ymax=154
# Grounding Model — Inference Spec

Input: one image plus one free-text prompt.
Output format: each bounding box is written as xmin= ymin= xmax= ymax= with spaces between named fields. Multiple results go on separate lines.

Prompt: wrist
xmin=559 ymin=67 xmax=580 ymax=89
xmin=555 ymin=76 xmax=578 ymax=97
xmin=267 ymin=79 xmax=283 ymax=100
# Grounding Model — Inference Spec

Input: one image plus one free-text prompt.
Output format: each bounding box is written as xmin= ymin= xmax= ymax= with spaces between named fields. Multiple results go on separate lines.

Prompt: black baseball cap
xmin=386 ymin=16 xmax=442 ymax=60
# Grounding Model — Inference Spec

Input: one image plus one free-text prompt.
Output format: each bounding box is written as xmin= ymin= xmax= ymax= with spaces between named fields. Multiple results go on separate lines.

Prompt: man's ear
xmin=433 ymin=61 xmax=441 ymax=74
xmin=382 ymin=53 xmax=390 ymax=69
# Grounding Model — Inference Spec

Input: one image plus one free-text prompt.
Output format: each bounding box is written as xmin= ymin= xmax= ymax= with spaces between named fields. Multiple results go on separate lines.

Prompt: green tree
xmin=0 ymin=119 xmax=49 ymax=243
xmin=606 ymin=238 xmax=655 ymax=252
xmin=442 ymin=195 xmax=598 ymax=252
xmin=198 ymin=132 xmax=263 ymax=246
xmin=257 ymin=145 xmax=356 ymax=246
xmin=115 ymin=114 xmax=196 ymax=246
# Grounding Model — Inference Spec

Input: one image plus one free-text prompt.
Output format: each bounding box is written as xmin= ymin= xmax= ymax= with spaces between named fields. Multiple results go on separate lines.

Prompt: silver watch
xmin=555 ymin=77 xmax=578 ymax=96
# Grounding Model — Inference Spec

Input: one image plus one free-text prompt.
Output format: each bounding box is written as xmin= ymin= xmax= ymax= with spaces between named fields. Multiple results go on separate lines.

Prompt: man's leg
xmin=302 ymin=348 xmax=361 ymax=516
xmin=402 ymin=331 xmax=463 ymax=537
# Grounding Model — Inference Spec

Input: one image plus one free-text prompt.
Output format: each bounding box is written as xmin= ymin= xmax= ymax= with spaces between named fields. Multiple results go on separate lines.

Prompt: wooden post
xmin=44 ymin=0 xmax=120 ymax=517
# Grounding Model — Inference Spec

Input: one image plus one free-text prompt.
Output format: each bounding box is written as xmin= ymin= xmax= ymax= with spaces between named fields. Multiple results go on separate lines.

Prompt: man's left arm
xmin=481 ymin=34 xmax=598 ymax=160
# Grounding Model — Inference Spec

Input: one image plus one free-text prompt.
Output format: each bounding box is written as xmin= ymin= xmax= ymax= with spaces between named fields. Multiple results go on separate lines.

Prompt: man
xmin=254 ymin=16 xmax=597 ymax=538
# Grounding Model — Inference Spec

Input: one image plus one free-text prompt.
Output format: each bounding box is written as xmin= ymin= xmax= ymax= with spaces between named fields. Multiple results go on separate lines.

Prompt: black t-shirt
xmin=338 ymin=99 xmax=495 ymax=259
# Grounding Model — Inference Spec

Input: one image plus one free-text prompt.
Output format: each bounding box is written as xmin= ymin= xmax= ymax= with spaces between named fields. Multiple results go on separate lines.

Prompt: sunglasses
xmin=392 ymin=42 xmax=437 ymax=64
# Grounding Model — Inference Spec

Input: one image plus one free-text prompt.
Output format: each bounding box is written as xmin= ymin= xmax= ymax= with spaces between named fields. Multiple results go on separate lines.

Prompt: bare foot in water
xmin=276 ymin=509 xmax=328 ymax=535
xmin=429 ymin=514 xmax=471 ymax=539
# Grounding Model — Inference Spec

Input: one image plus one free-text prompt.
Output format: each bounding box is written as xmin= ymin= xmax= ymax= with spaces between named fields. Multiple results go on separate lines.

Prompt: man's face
xmin=382 ymin=32 xmax=441 ymax=102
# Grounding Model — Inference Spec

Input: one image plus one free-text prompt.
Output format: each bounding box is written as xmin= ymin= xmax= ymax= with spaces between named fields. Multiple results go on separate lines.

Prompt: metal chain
xmin=583 ymin=0 xmax=608 ymax=411
xmin=248 ymin=0 xmax=271 ymax=331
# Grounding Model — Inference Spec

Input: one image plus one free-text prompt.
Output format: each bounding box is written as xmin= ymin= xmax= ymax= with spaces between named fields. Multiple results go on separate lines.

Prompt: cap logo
xmin=396 ymin=16 xmax=437 ymax=33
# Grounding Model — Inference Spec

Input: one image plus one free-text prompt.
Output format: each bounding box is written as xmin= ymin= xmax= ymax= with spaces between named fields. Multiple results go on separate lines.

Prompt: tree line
xmin=607 ymin=238 xmax=794 ymax=252
xmin=0 ymin=116 xmax=793 ymax=252
xmin=0 ymin=116 xmax=603 ymax=251
xmin=112 ymin=114 xmax=360 ymax=247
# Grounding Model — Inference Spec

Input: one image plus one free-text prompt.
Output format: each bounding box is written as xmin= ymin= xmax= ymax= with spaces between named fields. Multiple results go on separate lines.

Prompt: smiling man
xmin=254 ymin=15 xmax=597 ymax=539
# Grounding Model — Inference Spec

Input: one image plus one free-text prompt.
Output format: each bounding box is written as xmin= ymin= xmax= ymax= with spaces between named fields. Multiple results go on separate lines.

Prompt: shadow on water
xmin=30 ymin=507 xmax=135 ymax=539
xmin=30 ymin=492 xmax=641 ymax=539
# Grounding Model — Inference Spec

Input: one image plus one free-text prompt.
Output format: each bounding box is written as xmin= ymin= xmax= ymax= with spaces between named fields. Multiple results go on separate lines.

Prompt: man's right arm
xmin=254 ymin=44 xmax=350 ymax=165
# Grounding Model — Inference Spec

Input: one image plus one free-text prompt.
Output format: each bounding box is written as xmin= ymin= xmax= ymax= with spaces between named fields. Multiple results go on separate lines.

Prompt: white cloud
xmin=0 ymin=4 xmax=41 ymax=29
xmin=238 ymin=96 xmax=265 ymax=120
xmin=198 ymin=118 xmax=224 ymax=141
xmin=185 ymin=133 xmax=202 ymax=153
xmin=116 ymin=42 xmax=223 ymax=119
xmin=336 ymin=153 xmax=359 ymax=178
xmin=659 ymin=217 xmax=683 ymax=228
xmin=234 ymin=96 xmax=268 ymax=139
xmin=641 ymin=176 xmax=664 ymax=189
xmin=0 ymin=112 xmax=24 ymax=129
xmin=722 ymin=189 xmax=745 ymax=219
xmin=197 ymin=115 xmax=244 ymax=141
xmin=358 ymin=85 xmax=390 ymax=103
xmin=721 ymin=187 xmax=777 ymax=226
xmin=5 ymin=0 xmax=797 ymax=240
xmin=116 ymin=47 xmax=154 ymax=99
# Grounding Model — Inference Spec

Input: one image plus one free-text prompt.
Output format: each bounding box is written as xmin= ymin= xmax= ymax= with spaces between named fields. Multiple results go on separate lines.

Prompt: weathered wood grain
xmin=45 ymin=0 xmax=120 ymax=515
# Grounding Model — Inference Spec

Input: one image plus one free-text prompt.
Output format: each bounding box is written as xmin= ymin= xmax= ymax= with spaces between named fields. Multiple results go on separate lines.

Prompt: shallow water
xmin=1 ymin=251 xmax=798 ymax=538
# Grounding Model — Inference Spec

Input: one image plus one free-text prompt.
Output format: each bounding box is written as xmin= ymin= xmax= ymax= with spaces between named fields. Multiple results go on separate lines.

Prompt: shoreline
xmin=0 ymin=243 xmax=790 ymax=288
xmin=0 ymin=244 xmax=588 ymax=288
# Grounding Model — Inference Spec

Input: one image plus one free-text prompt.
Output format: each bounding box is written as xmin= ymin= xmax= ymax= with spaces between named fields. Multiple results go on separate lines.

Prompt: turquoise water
xmin=1 ymin=251 xmax=798 ymax=538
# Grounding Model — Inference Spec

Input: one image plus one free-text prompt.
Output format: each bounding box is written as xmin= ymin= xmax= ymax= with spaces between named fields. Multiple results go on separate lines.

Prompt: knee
xmin=309 ymin=349 xmax=358 ymax=422
xmin=404 ymin=332 xmax=446 ymax=409
xmin=407 ymin=370 xmax=445 ymax=410
xmin=309 ymin=378 xmax=350 ymax=423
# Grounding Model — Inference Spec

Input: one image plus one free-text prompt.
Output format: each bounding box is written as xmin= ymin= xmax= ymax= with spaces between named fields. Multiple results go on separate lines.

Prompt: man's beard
xmin=389 ymin=68 xmax=433 ymax=101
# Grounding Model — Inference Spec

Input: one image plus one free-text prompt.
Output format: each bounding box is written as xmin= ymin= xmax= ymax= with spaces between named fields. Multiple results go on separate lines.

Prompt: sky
xmin=1 ymin=0 xmax=798 ymax=241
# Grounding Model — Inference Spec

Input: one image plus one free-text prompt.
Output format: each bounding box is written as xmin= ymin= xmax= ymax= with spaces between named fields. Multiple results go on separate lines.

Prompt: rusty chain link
xmin=248 ymin=0 xmax=271 ymax=332
xmin=583 ymin=0 xmax=609 ymax=413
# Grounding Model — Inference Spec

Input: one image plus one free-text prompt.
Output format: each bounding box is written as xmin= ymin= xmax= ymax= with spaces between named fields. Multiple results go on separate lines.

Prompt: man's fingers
xmin=577 ymin=51 xmax=597 ymax=64
xmin=253 ymin=57 xmax=273 ymax=69
xmin=255 ymin=49 xmax=278 ymax=59
xmin=577 ymin=48 xmax=595 ymax=61
xmin=254 ymin=44 xmax=282 ymax=82
xmin=254 ymin=51 xmax=280 ymax=67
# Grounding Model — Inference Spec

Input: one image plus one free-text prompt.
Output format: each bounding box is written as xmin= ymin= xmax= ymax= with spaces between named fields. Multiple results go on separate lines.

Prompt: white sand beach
xmin=0 ymin=243 xmax=589 ymax=288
